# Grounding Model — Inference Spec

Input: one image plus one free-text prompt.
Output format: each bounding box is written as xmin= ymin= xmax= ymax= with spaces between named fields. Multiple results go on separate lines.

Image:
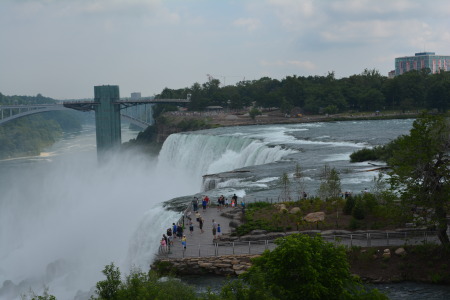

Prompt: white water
xmin=0 ymin=125 xmax=298 ymax=299
xmin=158 ymin=132 xmax=296 ymax=178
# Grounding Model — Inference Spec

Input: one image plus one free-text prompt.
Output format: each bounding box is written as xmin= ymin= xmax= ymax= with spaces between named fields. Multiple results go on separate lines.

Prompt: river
xmin=1 ymin=118 xmax=448 ymax=299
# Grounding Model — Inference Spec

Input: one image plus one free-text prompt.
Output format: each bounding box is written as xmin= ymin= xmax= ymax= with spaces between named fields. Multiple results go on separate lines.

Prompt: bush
xmin=352 ymin=199 xmax=365 ymax=220
xmin=239 ymin=234 xmax=387 ymax=300
xmin=349 ymin=217 xmax=362 ymax=230
xmin=343 ymin=196 xmax=356 ymax=215
xmin=90 ymin=264 xmax=198 ymax=300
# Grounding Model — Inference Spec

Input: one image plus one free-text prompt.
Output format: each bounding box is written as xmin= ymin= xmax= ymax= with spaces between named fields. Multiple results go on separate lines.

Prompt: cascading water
xmin=158 ymin=132 xmax=297 ymax=180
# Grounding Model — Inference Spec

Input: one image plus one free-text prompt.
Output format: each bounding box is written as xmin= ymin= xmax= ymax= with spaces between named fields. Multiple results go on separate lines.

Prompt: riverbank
xmin=164 ymin=109 xmax=419 ymax=127
xmin=153 ymin=109 xmax=419 ymax=144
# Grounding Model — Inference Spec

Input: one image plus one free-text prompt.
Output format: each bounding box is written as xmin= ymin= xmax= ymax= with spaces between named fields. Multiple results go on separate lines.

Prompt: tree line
xmin=155 ymin=69 xmax=450 ymax=114
xmin=0 ymin=93 xmax=82 ymax=159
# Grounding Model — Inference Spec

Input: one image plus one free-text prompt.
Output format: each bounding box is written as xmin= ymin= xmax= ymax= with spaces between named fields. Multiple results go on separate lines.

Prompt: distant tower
xmin=131 ymin=92 xmax=141 ymax=100
xmin=94 ymin=85 xmax=122 ymax=156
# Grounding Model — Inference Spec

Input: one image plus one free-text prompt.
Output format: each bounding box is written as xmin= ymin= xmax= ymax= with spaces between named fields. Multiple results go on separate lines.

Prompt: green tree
xmin=248 ymin=107 xmax=262 ymax=120
xmin=93 ymin=263 xmax=122 ymax=300
xmin=240 ymin=234 xmax=386 ymax=300
xmin=279 ymin=172 xmax=291 ymax=201
xmin=317 ymin=165 xmax=342 ymax=200
xmin=388 ymin=114 xmax=450 ymax=245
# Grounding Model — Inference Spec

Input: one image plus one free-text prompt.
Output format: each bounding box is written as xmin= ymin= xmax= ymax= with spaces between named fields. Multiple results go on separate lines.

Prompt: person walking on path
xmin=181 ymin=235 xmax=187 ymax=250
xmin=212 ymin=219 xmax=217 ymax=239
xmin=176 ymin=223 xmax=183 ymax=238
xmin=189 ymin=220 xmax=194 ymax=235
xmin=199 ymin=217 xmax=204 ymax=233
xmin=217 ymin=224 xmax=221 ymax=239
xmin=172 ymin=223 xmax=177 ymax=239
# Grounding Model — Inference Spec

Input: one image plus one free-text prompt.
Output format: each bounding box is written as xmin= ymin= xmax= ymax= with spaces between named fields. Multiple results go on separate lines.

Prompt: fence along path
xmin=156 ymin=203 xmax=441 ymax=259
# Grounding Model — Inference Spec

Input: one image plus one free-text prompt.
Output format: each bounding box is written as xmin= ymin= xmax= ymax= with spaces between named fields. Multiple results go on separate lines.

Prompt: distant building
xmin=388 ymin=70 xmax=395 ymax=79
xmin=395 ymin=52 xmax=450 ymax=76
xmin=131 ymin=92 xmax=141 ymax=100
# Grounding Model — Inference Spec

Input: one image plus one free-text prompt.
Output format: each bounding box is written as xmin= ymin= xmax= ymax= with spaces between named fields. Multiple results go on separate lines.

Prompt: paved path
xmin=158 ymin=204 xmax=242 ymax=258
xmin=156 ymin=204 xmax=444 ymax=259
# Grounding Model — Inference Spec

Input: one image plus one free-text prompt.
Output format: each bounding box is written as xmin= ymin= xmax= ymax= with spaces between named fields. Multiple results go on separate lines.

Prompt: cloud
xmin=233 ymin=17 xmax=261 ymax=32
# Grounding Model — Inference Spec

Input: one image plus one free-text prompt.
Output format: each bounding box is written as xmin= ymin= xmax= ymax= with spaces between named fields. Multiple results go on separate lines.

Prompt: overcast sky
xmin=1 ymin=0 xmax=449 ymax=99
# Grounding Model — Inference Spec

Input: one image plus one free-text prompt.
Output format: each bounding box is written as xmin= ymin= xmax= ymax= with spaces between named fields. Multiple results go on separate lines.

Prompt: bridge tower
xmin=94 ymin=85 xmax=122 ymax=155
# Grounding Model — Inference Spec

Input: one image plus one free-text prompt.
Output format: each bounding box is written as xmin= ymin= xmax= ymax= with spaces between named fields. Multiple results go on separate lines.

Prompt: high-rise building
xmin=131 ymin=92 xmax=141 ymax=100
xmin=395 ymin=52 xmax=450 ymax=76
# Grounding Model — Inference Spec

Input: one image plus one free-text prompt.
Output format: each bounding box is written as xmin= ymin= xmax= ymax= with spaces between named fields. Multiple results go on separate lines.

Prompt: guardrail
xmin=157 ymin=230 xmax=440 ymax=258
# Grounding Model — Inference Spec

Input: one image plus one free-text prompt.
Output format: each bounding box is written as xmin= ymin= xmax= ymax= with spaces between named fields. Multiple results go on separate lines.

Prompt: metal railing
xmin=157 ymin=230 xmax=440 ymax=259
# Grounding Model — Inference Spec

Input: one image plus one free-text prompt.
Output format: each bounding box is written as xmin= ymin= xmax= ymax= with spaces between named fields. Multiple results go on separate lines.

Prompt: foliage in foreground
xmin=237 ymin=234 xmax=387 ymax=300
xmin=388 ymin=114 xmax=450 ymax=245
xmin=88 ymin=235 xmax=386 ymax=300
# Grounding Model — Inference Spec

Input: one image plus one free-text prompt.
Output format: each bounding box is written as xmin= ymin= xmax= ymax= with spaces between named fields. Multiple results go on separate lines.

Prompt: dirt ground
xmin=348 ymin=244 xmax=450 ymax=284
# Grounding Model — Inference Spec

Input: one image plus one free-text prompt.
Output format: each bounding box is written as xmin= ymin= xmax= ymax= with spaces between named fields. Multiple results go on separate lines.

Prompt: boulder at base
xmin=304 ymin=212 xmax=325 ymax=222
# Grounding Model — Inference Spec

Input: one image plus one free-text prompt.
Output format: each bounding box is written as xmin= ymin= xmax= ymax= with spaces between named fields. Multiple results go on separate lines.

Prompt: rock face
xmin=304 ymin=212 xmax=325 ymax=222
xmin=151 ymin=254 xmax=259 ymax=276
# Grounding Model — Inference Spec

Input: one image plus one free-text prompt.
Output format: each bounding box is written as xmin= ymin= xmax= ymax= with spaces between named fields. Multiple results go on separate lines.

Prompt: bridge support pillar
xmin=94 ymin=85 xmax=121 ymax=156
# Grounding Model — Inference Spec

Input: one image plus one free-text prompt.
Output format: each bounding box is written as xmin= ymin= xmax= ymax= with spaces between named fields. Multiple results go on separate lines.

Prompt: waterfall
xmin=157 ymin=132 xmax=297 ymax=181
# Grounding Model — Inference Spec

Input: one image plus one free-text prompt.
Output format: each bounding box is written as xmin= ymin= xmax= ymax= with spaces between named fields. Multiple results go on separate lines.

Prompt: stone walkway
xmin=156 ymin=204 xmax=444 ymax=260
xmin=157 ymin=204 xmax=243 ymax=258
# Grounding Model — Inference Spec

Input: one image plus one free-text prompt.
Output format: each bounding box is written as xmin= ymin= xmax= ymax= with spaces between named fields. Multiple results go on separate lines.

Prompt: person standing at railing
xmin=160 ymin=238 xmax=167 ymax=254
xmin=202 ymin=197 xmax=207 ymax=211
xmin=166 ymin=228 xmax=173 ymax=246
xmin=192 ymin=197 xmax=198 ymax=212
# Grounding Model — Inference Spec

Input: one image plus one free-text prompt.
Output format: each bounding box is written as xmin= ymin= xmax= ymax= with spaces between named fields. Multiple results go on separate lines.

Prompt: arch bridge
xmin=0 ymin=85 xmax=190 ymax=156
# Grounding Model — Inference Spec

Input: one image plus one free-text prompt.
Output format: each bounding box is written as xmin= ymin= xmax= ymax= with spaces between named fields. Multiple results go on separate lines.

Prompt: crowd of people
xmin=158 ymin=194 xmax=241 ymax=255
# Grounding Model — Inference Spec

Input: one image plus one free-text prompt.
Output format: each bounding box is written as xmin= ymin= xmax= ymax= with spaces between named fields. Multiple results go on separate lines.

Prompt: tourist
xmin=189 ymin=220 xmax=194 ymax=235
xmin=181 ymin=235 xmax=187 ymax=250
xmin=172 ymin=223 xmax=177 ymax=239
xmin=232 ymin=193 xmax=238 ymax=203
xmin=160 ymin=238 xmax=167 ymax=254
xmin=202 ymin=197 xmax=207 ymax=211
xmin=176 ymin=223 xmax=183 ymax=238
xmin=192 ymin=197 xmax=198 ymax=212
xmin=225 ymin=198 xmax=229 ymax=208
xmin=199 ymin=217 xmax=204 ymax=233
xmin=195 ymin=211 xmax=201 ymax=222
xmin=212 ymin=219 xmax=217 ymax=239
xmin=167 ymin=228 xmax=174 ymax=246
xmin=217 ymin=224 xmax=221 ymax=239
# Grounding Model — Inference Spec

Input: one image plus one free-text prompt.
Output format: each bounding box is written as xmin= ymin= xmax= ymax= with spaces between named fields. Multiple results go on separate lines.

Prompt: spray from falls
xmin=0 ymin=148 xmax=194 ymax=300
xmin=0 ymin=127 xmax=298 ymax=299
